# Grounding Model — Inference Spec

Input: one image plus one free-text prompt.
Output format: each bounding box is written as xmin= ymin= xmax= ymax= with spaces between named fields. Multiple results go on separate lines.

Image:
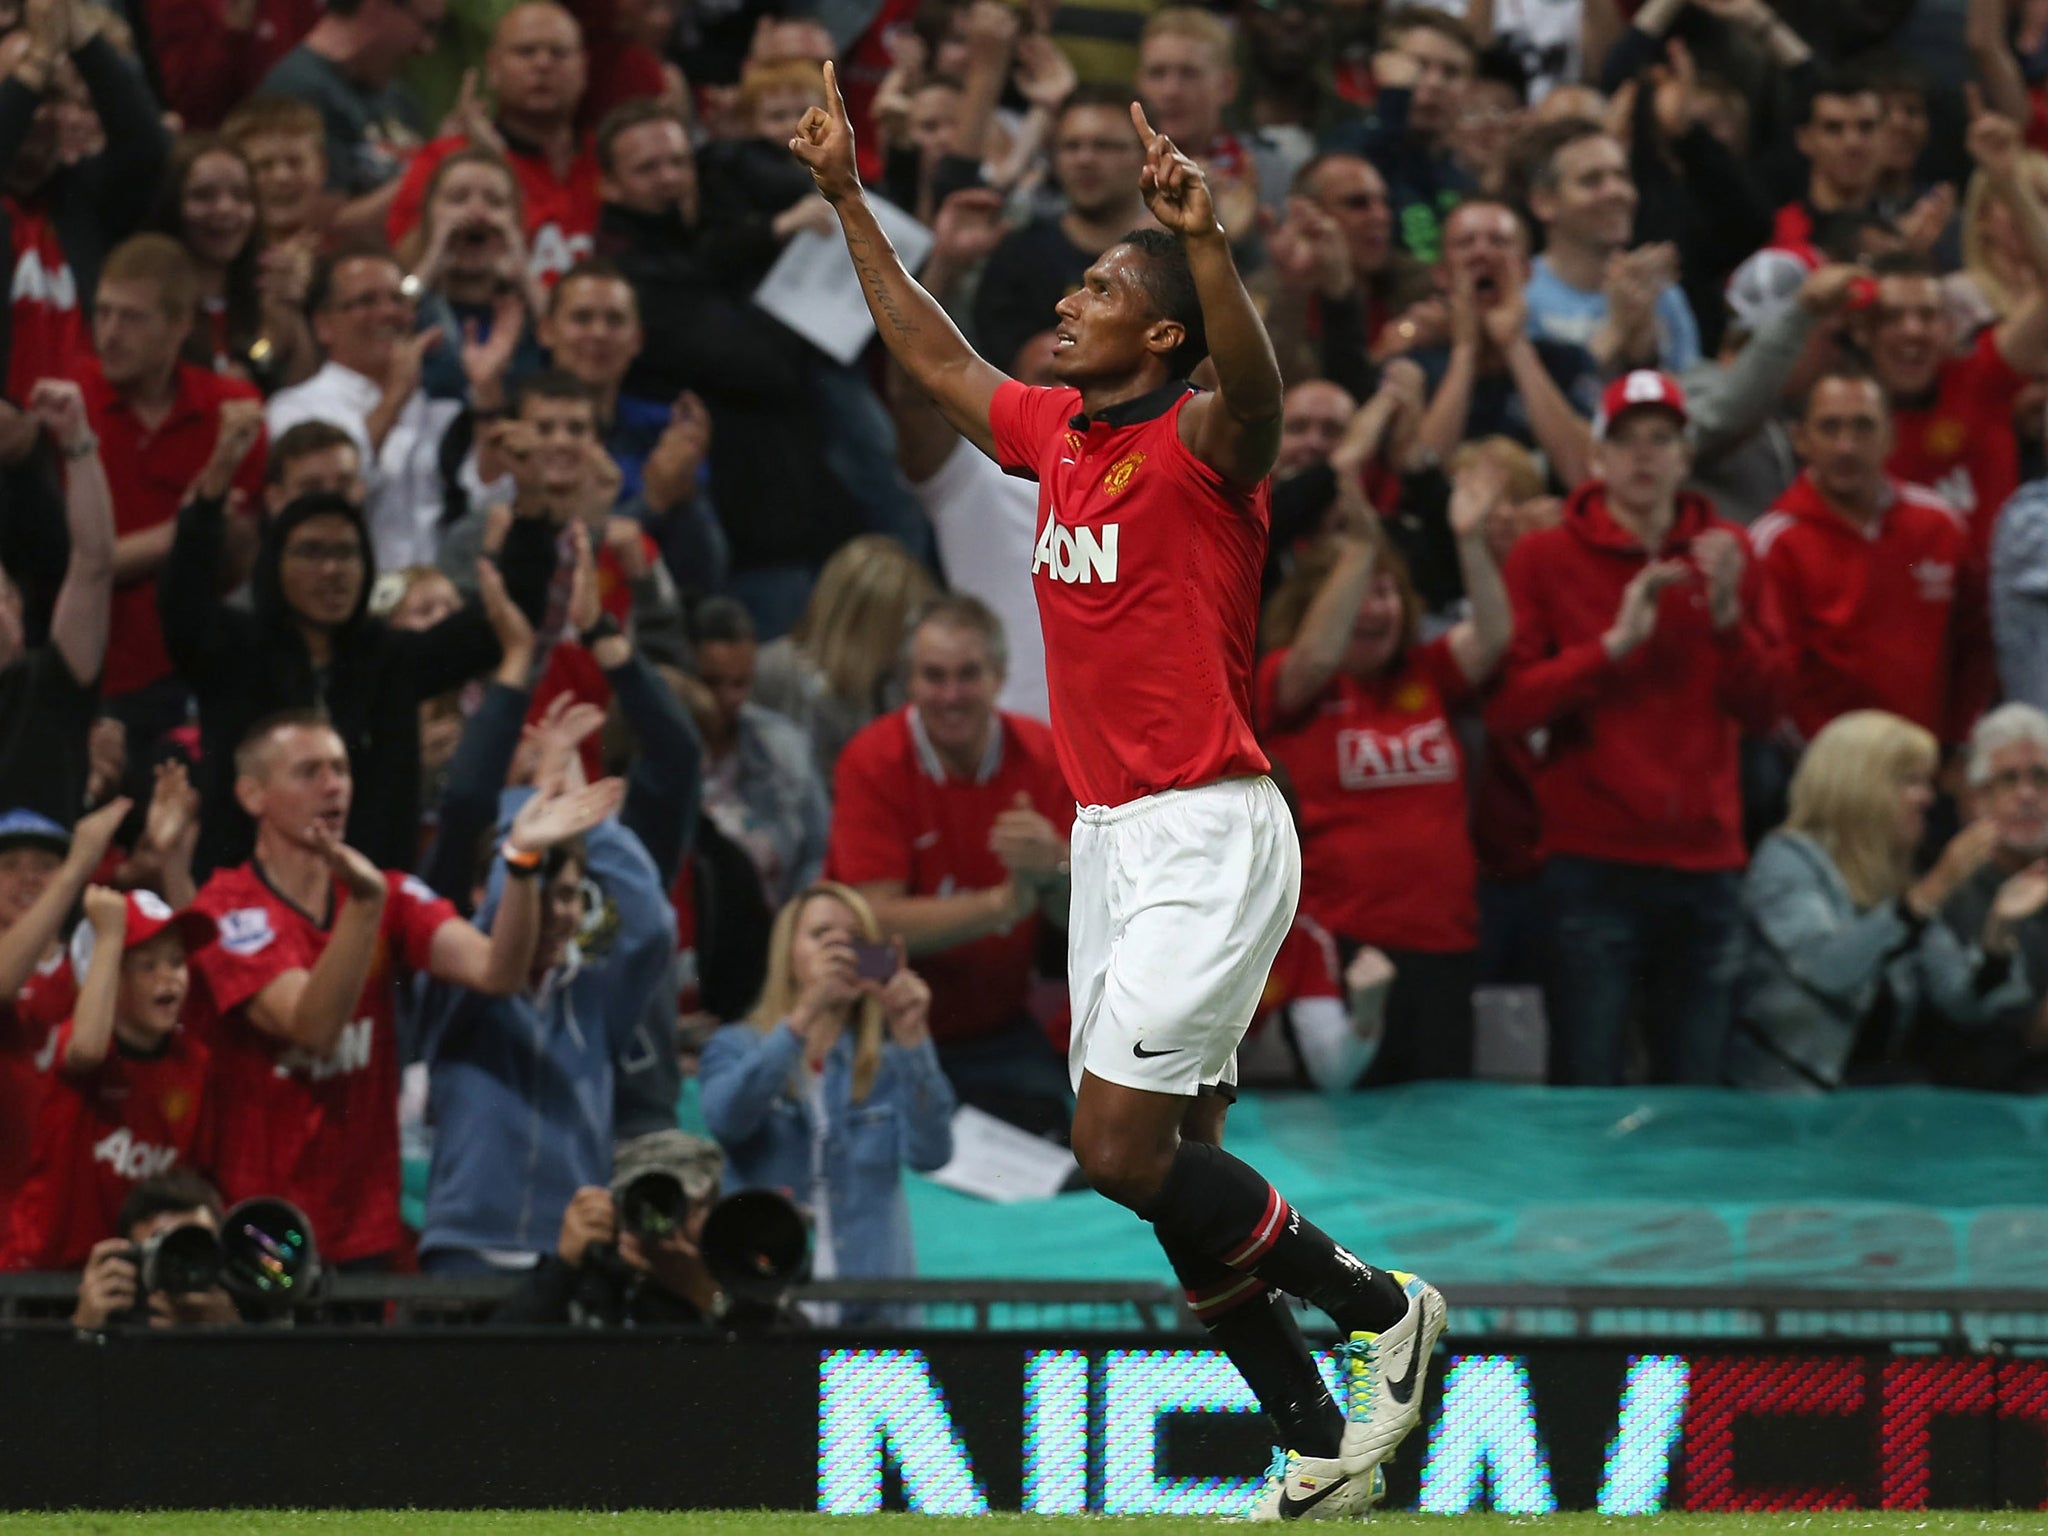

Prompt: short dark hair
xmin=512 ymin=368 xmax=601 ymax=416
xmin=235 ymin=705 xmax=337 ymax=780
xmin=1796 ymin=360 xmax=1886 ymax=420
xmin=307 ymin=242 xmax=401 ymax=317
xmin=594 ymin=98 xmax=691 ymax=174
xmin=1857 ymin=50 xmax=1927 ymax=103
xmin=547 ymin=256 xmax=636 ymax=317
xmin=117 ymin=1169 xmax=224 ymax=1240
xmin=1290 ymin=150 xmax=1377 ymax=197
xmin=1116 ymin=228 xmax=1207 ymax=376
xmin=1054 ymin=82 xmax=1132 ymax=129
xmin=1384 ymin=5 xmax=1477 ymax=60
xmin=909 ymin=593 xmax=1009 ymax=674
xmin=1870 ymin=248 xmax=1940 ymax=282
xmin=1803 ymin=64 xmax=1882 ymax=123
xmin=691 ymin=595 xmax=757 ymax=647
xmin=1525 ymin=118 xmax=1613 ymax=196
xmin=268 ymin=420 xmax=359 ymax=484
xmin=1473 ymin=40 xmax=1529 ymax=99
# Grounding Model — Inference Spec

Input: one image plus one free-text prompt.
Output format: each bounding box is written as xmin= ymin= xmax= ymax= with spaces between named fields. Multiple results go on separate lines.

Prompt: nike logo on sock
xmin=1132 ymin=1041 xmax=1182 ymax=1059
xmin=1280 ymin=1478 xmax=1343 ymax=1519
xmin=1385 ymin=1314 xmax=1427 ymax=1406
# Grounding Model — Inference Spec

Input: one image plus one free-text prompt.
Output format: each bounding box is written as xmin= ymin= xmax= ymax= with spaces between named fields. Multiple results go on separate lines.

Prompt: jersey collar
xmin=907 ymin=706 xmax=1004 ymax=785
xmin=1067 ymin=379 xmax=1194 ymax=432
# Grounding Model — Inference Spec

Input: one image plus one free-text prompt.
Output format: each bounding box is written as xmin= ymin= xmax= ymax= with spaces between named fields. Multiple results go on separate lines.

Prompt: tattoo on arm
xmin=848 ymin=233 xmax=921 ymax=339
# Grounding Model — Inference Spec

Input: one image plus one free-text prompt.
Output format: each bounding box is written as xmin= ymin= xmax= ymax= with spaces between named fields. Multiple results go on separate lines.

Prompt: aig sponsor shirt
xmin=1256 ymin=637 xmax=1479 ymax=953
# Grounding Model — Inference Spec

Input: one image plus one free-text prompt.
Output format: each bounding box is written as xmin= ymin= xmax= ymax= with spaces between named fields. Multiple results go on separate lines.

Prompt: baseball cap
xmin=1725 ymin=245 xmax=1818 ymax=337
xmin=70 ymin=890 xmax=218 ymax=976
xmin=612 ymin=1129 xmax=724 ymax=1205
xmin=0 ymin=809 xmax=70 ymax=858
xmin=1594 ymin=370 xmax=1690 ymax=440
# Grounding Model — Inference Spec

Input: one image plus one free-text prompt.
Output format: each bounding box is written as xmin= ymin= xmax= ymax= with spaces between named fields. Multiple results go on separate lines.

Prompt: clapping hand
xmin=310 ymin=826 xmax=388 ymax=905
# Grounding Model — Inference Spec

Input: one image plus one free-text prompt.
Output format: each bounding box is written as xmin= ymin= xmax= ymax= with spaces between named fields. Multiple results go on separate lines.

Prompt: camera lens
xmin=619 ymin=1170 xmax=687 ymax=1240
xmin=218 ymin=1197 xmax=317 ymax=1305
xmin=144 ymin=1224 xmax=223 ymax=1295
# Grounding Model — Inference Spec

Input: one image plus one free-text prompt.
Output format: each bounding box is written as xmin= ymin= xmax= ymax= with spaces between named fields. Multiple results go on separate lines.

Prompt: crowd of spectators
xmin=7 ymin=0 xmax=2048 ymax=1326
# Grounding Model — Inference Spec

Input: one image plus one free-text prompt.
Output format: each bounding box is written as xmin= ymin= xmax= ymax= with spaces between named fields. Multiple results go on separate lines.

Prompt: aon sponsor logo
xmin=1033 ymin=512 xmax=1119 ymax=584
xmin=94 ymin=1127 xmax=178 ymax=1181
xmin=275 ymin=1016 xmax=374 ymax=1081
xmin=10 ymin=248 xmax=76 ymax=309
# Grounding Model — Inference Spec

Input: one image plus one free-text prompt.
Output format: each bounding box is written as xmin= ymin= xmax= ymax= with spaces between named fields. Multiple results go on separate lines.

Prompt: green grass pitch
xmin=8 ymin=1515 xmax=2048 ymax=1534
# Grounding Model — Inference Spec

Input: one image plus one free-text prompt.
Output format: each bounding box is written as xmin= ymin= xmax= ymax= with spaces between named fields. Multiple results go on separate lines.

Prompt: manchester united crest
xmin=1925 ymin=419 xmax=1965 ymax=458
xmin=1102 ymin=450 xmax=1147 ymax=496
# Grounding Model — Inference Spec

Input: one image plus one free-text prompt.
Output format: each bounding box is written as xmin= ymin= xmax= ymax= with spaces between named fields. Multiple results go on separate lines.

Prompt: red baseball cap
xmin=1594 ymin=370 xmax=1690 ymax=440
xmin=69 ymin=890 xmax=218 ymax=976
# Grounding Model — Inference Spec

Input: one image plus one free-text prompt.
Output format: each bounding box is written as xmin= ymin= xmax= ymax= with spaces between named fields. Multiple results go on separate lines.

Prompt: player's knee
xmin=1070 ymin=1124 xmax=1173 ymax=1212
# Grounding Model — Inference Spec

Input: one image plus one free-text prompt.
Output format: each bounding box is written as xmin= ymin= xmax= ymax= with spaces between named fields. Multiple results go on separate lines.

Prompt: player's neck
xmin=253 ymin=831 xmax=336 ymax=918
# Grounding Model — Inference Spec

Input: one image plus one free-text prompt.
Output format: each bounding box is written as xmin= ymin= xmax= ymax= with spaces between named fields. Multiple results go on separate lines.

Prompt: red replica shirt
xmin=77 ymin=358 xmax=266 ymax=699
xmin=825 ymin=707 xmax=1074 ymax=1045
xmin=5 ymin=203 xmax=85 ymax=405
xmin=0 ymin=954 xmax=76 ymax=1213
xmin=0 ymin=1023 xmax=211 ymax=1270
xmin=386 ymin=132 xmax=601 ymax=285
xmin=1256 ymin=638 xmax=1479 ymax=953
xmin=1888 ymin=328 xmax=2029 ymax=557
xmin=190 ymin=864 xmax=456 ymax=1263
xmin=987 ymin=380 xmax=1270 ymax=808
xmin=1753 ymin=473 xmax=1989 ymax=744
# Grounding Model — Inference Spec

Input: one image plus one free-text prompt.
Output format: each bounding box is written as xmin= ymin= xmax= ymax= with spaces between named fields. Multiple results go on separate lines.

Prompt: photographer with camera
xmin=496 ymin=1131 xmax=726 ymax=1329
xmin=72 ymin=1171 xmax=239 ymax=1331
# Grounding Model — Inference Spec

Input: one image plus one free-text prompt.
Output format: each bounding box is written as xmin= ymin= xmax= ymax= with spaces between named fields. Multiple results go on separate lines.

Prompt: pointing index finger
xmin=823 ymin=59 xmax=848 ymax=122
xmin=1129 ymin=99 xmax=1158 ymax=146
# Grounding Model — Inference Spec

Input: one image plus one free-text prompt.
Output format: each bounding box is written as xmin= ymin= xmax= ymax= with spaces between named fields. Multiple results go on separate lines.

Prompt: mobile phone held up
xmin=852 ymin=941 xmax=898 ymax=981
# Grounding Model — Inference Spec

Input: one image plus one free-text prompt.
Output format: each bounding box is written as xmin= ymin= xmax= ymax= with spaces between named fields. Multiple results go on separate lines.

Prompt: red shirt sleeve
xmin=1414 ymin=634 xmax=1475 ymax=711
xmin=988 ymin=380 xmax=1079 ymax=478
xmin=190 ymin=901 xmax=292 ymax=1016
xmin=384 ymin=137 xmax=461 ymax=251
xmin=824 ymin=725 xmax=913 ymax=886
xmin=386 ymin=872 xmax=458 ymax=974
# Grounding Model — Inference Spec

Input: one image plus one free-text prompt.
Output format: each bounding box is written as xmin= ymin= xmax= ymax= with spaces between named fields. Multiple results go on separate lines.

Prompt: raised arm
xmin=246 ymin=837 xmax=390 ymax=1057
xmin=1129 ymin=103 xmax=1284 ymax=486
xmin=27 ymin=381 xmax=113 ymax=688
xmin=791 ymin=62 xmax=1008 ymax=461
xmin=60 ymin=887 xmax=127 ymax=1074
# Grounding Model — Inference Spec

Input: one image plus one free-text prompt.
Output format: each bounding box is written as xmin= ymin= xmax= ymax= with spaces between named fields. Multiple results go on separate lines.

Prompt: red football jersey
xmin=385 ymin=134 xmax=601 ymax=284
xmin=825 ymin=707 xmax=1074 ymax=1045
xmin=4 ymin=202 xmax=84 ymax=406
xmin=0 ymin=1022 xmax=211 ymax=1270
xmin=189 ymin=865 xmax=456 ymax=1263
xmin=1888 ymin=329 xmax=2028 ymax=557
xmin=1752 ymin=473 xmax=1988 ymax=744
xmin=987 ymin=380 xmax=1270 ymax=808
xmin=76 ymin=358 xmax=266 ymax=698
xmin=0 ymin=954 xmax=77 ymax=1212
xmin=1256 ymin=638 xmax=1479 ymax=953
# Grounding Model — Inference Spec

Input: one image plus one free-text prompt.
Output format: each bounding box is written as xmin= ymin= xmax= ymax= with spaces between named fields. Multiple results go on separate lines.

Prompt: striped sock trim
xmin=1221 ymin=1184 xmax=1290 ymax=1269
xmin=1185 ymin=1272 xmax=1270 ymax=1320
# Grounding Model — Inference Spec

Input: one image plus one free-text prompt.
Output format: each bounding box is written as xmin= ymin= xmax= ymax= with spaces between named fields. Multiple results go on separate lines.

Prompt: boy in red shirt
xmin=1489 ymin=371 xmax=1784 ymax=1086
xmin=0 ymin=887 xmax=216 ymax=1270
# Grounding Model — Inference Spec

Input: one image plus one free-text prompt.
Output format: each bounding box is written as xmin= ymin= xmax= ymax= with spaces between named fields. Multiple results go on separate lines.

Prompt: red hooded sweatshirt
xmin=1487 ymin=483 xmax=1785 ymax=872
xmin=1751 ymin=472 xmax=1991 ymax=747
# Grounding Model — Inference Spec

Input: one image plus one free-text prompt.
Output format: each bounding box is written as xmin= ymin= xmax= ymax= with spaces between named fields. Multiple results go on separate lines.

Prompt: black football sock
xmin=1158 ymin=1231 xmax=1344 ymax=1459
xmin=1142 ymin=1139 xmax=1409 ymax=1337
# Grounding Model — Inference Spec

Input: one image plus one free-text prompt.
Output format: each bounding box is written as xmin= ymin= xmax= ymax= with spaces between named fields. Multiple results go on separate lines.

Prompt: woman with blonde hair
xmin=699 ymin=881 xmax=954 ymax=1315
xmin=752 ymin=536 xmax=939 ymax=780
xmin=1729 ymin=711 xmax=2048 ymax=1091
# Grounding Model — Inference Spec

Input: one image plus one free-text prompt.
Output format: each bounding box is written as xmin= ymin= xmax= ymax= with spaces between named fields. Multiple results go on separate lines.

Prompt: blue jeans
xmin=1542 ymin=856 xmax=1743 ymax=1086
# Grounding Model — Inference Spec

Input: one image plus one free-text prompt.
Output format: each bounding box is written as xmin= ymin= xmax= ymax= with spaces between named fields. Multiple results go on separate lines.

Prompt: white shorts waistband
xmin=1074 ymin=774 xmax=1271 ymax=827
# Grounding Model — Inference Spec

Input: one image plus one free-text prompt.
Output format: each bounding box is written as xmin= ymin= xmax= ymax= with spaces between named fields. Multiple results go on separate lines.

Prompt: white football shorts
xmin=1066 ymin=774 xmax=1302 ymax=1097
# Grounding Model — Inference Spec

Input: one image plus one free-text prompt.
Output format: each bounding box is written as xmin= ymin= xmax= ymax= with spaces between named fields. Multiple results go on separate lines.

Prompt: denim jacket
xmin=698 ymin=1020 xmax=955 ymax=1291
xmin=1729 ymin=830 xmax=2031 ymax=1092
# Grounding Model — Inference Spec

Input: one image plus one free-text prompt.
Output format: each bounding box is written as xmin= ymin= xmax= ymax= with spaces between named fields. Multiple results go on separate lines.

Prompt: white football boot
xmin=1245 ymin=1447 xmax=1388 ymax=1521
xmin=1336 ymin=1271 xmax=1449 ymax=1481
